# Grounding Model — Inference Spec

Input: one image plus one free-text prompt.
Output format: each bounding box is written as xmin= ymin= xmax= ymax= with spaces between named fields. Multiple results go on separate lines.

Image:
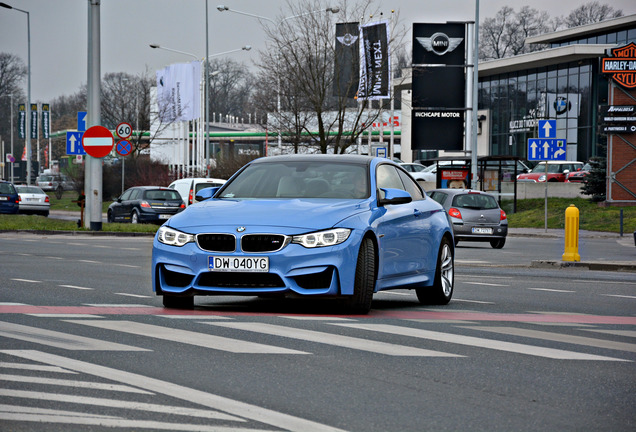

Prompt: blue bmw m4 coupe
xmin=152 ymin=154 xmax=455 ymax=314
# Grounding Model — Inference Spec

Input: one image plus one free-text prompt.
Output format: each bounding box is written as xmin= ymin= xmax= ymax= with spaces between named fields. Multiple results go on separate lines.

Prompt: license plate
xmin=472 ymin=227 xmax=493 ymax=234
xmin=0 ymin=197 xmax=7 ymax=201
xmin=209 ymin=256 xmax=269 ymax=272
xmin=158 ymin=214 xmax=170 ymax=220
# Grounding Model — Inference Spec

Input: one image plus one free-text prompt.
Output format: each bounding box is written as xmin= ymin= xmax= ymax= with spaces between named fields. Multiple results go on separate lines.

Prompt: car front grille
xmin=196 ymin=234 xmax=236 ymax=252
xmin=198 ymin=272 xmax=285 ymax=288
xmin=241 ymin=234 xmax=289 ymax=252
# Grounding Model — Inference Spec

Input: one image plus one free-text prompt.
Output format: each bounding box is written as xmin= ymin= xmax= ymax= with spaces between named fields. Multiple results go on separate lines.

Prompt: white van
xmin=168 ymin=177 xmax=226 ymax=207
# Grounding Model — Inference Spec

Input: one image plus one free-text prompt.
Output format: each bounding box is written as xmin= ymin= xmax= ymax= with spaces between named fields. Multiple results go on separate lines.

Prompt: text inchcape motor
xmin=414 ymin=111 xmax=462 ymax=118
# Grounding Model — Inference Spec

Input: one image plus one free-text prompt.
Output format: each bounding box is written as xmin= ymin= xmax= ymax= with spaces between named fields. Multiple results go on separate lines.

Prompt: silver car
xmin=428 ymin=188 xmax=508 ymax=249
xmin=15 ymin=185 xmax=50 ymax=217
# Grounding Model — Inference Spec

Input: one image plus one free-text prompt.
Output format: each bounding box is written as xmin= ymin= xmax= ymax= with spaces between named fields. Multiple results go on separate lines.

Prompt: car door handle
xmin=414 ymin=209 xmax=422 ymax=218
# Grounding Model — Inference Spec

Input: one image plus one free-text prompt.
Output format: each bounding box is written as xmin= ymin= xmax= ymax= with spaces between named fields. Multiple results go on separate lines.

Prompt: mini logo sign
xmin=602 ymin=42 xmax=636 ymax=89
xmin=336 ymin=33 xmax=358 ymax=46
xmin=416 ymin=32 xmax=463 ymax=56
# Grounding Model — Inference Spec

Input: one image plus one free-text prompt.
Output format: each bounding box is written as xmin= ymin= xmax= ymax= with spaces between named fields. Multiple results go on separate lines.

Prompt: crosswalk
xmin=0 ymin=312 xmax=634 ymax=430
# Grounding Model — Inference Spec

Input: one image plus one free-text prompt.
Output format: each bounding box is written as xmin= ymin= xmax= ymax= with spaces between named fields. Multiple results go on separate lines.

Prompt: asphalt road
xmin=0 ymin=232 xmax=634 ymax=431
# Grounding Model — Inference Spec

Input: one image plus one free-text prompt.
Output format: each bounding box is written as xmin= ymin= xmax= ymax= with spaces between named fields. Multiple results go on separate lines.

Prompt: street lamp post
xmin=150 ymin=44 xmax=251 ymax=175
xmin=217 ymin=5 xmax=339 ymax=151
xmin=1 ymin=2 xmax=32 ymax=184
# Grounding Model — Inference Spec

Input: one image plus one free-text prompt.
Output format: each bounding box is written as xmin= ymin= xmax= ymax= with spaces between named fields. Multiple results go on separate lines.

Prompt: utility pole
xmin=86 ymin=0 xmax=102 ymax=230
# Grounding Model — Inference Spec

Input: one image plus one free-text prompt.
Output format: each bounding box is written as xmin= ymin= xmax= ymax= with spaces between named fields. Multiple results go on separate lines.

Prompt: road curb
xmin=531 ymin=260 xmax=636 ymax=273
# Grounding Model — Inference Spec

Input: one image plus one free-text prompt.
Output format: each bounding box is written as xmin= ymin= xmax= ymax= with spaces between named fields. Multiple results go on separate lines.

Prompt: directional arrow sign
xmin=527 ymin=138 xmax=567 ymax=161
xmin=82 ymin=125 xmax=114 ymax=158
xmin=538 ymin=119 xmax=556 ymax=138
xmin=66 ymin=131 xmax=85 ymax=155
xmin=77 ymin=111 xmax=87 ymax=132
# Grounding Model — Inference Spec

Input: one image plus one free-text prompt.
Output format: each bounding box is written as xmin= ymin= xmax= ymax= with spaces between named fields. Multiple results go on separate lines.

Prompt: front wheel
xmin=344 ymin=237 xmax=376 ymax=314
xmin=490 ymin=238 xmax=506 ymax=249
xmin=107 ymin=210 xmax=114 ymax=223
xmin=416 ymin=237 xmax=454 ymax=305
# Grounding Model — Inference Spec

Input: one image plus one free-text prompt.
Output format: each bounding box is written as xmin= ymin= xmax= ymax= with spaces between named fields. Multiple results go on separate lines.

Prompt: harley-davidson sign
xmin=602 ymin=42 xmax=636 ymax=89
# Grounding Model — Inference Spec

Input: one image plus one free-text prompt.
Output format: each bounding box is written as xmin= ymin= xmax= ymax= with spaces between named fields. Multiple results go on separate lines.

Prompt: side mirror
xmin=379 ymin=188 xmax=412 ymax=206
xmin=195 ymin=186 xmax=220 ymax=202
xmin=563 ymin=170 xmax=570 ymax=174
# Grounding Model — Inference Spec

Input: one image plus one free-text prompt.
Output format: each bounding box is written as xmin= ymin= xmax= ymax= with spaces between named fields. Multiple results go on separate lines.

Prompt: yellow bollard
xmin=562 ymin=204 xmax=581 ymax=262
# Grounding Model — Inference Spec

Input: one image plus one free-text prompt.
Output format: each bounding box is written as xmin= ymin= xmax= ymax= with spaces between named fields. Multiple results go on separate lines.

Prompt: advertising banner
xmin=30 ymin=103 xmax=38 ymax=139
xmin=413 ymin=23 xmax=466 ymax=66
xmin=333 ymin=22 xmax=360 ymax=99
xmin=42 ymin=104 xmax=50 ymax=139
xmin=18 ymin=104 xmax=25 ymax=139
xmin=156 ymin=61 xmax=202 ymax=122
xmin=411 ymin=109 xmax=464 ymax=151
xmin=357 ymin=21 xmax=390 ymax=100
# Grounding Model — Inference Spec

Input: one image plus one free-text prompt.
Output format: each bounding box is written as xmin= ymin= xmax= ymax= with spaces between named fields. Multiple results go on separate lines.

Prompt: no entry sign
xmin=82 ymin=125 xmax=114 ymax=158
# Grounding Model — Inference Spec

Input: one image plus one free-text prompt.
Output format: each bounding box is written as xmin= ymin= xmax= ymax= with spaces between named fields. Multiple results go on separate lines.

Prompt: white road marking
xmin=83 ymin=304 xmax=152 ymax=308
xmin=602 ymin=294 xmax=636 ymax=299
xmin=114 ymin=293 xmax=152 ymax=298
xmin=583 ymin=329 xmax=636 ymax=338
xmin=528 ymin=288 xmax=575 ymax=293
xmin=27 ymin=314 xmax=103 ymax=318
xmin=78 ymin=260 xmax=100 ymax=264
xmin=0 ymin=321 xmax=148 ymax=352
xmin=206 ymin=322 xmax=461 ymax=357
xmin=0 ymin=362 xmax=76 ymax=374
xmin=462 ymin=326 xmax=636 ymax=354
xmin=66 ymin=320 xmax=307 ymax=355
xmin=10 ymin=278 xmax=41 ymax=283
xmin=58 ymin=284 xmax=93 ymax=290
xmin=332 ymin=323 xmax=629 ymax=361
xmin=452 ymin=299 xmax=496 ymax=304
xmin=114 ymin=263 xmax=141 ymax=268
xmin=0 ymin=390 xmax=243 ymax=421
xmin=0 ymin=374 xmax=153 ymax=393
xmin=1 ymin=350 xmax=347 ymax=432
xmin=463 ymin=281 xmax=509 ymax=287
xmin=281 ymin=316 xmax=355 ymax=321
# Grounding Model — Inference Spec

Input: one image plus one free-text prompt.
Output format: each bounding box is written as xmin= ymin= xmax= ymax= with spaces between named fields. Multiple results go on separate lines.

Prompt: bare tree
xmin=253 ymin=0 xmax=404 ymax=154
xmin=562 ymin=1 xmax=623 ymax=28
xmin=0 ymin=53 xmax=27 ymax=160
xmin=208 ymin=58 xmax=254 ymax=122
xmin=479 ymin=6 xmax=551 ymax=60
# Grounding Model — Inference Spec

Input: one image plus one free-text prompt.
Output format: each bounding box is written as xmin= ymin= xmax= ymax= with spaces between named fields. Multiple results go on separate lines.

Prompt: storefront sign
xmin=602 ymin=125 xmax=636 ymax=133
xmin=602 ymin=42 xmax=636 ymax=89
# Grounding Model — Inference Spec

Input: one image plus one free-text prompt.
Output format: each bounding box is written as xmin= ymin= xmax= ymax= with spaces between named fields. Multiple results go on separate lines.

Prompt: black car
xmin=0 ymin=181 xmax=19 ymax=214
xmin=107 ymin=186 xmax=185 ymax=224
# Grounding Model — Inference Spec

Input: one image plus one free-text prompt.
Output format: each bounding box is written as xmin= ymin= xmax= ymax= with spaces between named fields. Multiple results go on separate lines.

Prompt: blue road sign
xmin=77 ymin=111 xmax=87 ymax=132
xmin=528 ymin=138 xmax=566 ymax=161
xmin=66 ymin=131 xmax=86 ymax=155
xmin=538 ymin=119 xmax=556 ymax=138
xmin=116 ymin=139 xmax=132 ymax=157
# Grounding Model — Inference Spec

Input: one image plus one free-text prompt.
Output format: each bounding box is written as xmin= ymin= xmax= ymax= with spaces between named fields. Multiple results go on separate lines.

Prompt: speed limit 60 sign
xmin=116 ymin=122 xmax=132 ymax=139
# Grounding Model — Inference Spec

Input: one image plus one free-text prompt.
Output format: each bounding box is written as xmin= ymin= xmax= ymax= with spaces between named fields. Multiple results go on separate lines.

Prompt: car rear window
xmin=16 ymin=186 xmax=43 ymax=194
xmin=452 ymin=194 xmax=498 ymax=210
xmin=0 ymin=183 xmax=16 ymax=194
xmin=144 ymin=189 xmax=182 ymax=201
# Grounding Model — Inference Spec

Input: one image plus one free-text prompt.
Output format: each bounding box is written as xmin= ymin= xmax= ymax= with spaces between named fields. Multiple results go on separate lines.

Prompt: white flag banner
xmin=156 ymin=61 xmax=201 ymax=122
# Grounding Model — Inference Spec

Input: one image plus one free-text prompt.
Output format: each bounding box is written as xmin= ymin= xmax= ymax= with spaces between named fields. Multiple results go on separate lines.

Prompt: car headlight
xmin=538 ymin=175 xmax=546 ymax=182
xmin=292 ymin=228 xmax=351 ymax=248
xmin=157 ymin=226 xmax=195 ymax=247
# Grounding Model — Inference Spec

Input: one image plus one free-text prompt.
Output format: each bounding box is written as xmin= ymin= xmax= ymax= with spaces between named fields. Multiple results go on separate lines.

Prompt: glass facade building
xmin=477 ymin=15 xmax=635 ymax=163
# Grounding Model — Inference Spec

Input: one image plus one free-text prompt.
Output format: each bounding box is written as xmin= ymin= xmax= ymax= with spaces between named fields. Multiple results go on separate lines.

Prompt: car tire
xmin=345 ymin=237 xmax=376 ymax=314
xmin=131 ymin=211 xmax=140 ymax=224
xmin=490 ymin=238 xmax=506 ymax=249
xmin=416 ymin=236 xmax=454 ymax=305
xmin=55 ymin=186 xmax=63 ymax=200
xmin=162 ymin=295 xmax=194 ymax=309
xmin=41 ymin=211 xmax=49 ymax=217
xmin=107 ymin=210 xmax=114 ymax=223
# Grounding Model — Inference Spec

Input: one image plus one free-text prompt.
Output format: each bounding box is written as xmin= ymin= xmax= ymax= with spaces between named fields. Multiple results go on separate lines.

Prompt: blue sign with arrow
xmin=77 ymin=111 xmax=87 ymax=132
xmin=528 ymin=138 xmax=566 ymax=161
xmin=538 ymin=119 xmax=556 ymax=138
xmin=66 ymin=131 xmax=86 ymax=155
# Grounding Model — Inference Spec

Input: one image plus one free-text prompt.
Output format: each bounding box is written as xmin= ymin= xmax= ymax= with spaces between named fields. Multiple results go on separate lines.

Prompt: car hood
xmin=166 ymin=198 xmax=371 ymax=232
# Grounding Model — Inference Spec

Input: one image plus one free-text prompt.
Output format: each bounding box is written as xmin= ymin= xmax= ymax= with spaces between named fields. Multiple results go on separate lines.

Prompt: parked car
xmin=36 ymin=173 xmax=75 ymax=192
xmin=0 ymin=181 xmax=19 ymax=214
xmin=565 ymin=162 xmax=592 ymax=183
xmin=15 ymin=185 xmax=50 ymax=216
xmin=107 ymin=186 xmax=185 ymax=224
xmin=168 ymin=177 xmax=227 ymax=207
xmin=516 ymin=161 xmax=584 ymax=182
xmin=428 ymin=188 xmax=508 ymax=249
xmin=399 ymin=163 xmax=436 ymax=184
xmin=152 ymin=155 xmax=455 ymax=313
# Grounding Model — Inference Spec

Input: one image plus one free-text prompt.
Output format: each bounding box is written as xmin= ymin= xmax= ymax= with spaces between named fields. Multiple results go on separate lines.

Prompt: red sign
xmin=82 ymin=125 xmax=114 ymax=158
xmin=116 ymin=139 xmax=132 ymax=157
xmin=602 ymin=42 xmax=636 ymax=89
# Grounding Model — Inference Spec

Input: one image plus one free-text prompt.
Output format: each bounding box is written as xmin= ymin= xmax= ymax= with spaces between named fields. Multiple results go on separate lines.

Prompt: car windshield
xmin=218 ymin=161 xmax=369 ymax=199
xmin=144 ymin=190 xmax=182 ymax=200
xmin=452 ymin=193 xmax=499 ymax=210
xmin=530 ymin=163 xmax=561 ymax=173
xmin=16 ymin=186 xmax=44 ymax=194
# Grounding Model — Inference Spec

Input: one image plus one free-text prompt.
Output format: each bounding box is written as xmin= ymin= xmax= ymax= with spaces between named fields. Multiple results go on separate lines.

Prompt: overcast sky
xmin=1 ymin=0 xmax=635 ymax=102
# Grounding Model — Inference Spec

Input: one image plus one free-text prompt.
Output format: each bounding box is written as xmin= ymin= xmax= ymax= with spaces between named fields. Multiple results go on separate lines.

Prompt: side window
xmin=397 ymin=169 xmax=424 ymax=200
xmin=428 ymin=191 xmax=447 ymax=206
xmin=376 ymin=164 xmax=405 ymax=199
xmin=129 ymin=189 xmax=140 ymax=200
xmin=120 ymin=189 xmax=133 ymax=201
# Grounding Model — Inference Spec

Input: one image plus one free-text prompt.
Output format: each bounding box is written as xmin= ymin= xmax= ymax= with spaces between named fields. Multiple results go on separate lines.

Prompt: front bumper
xmin=152 ymin=231 xmax=362 ymax=298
